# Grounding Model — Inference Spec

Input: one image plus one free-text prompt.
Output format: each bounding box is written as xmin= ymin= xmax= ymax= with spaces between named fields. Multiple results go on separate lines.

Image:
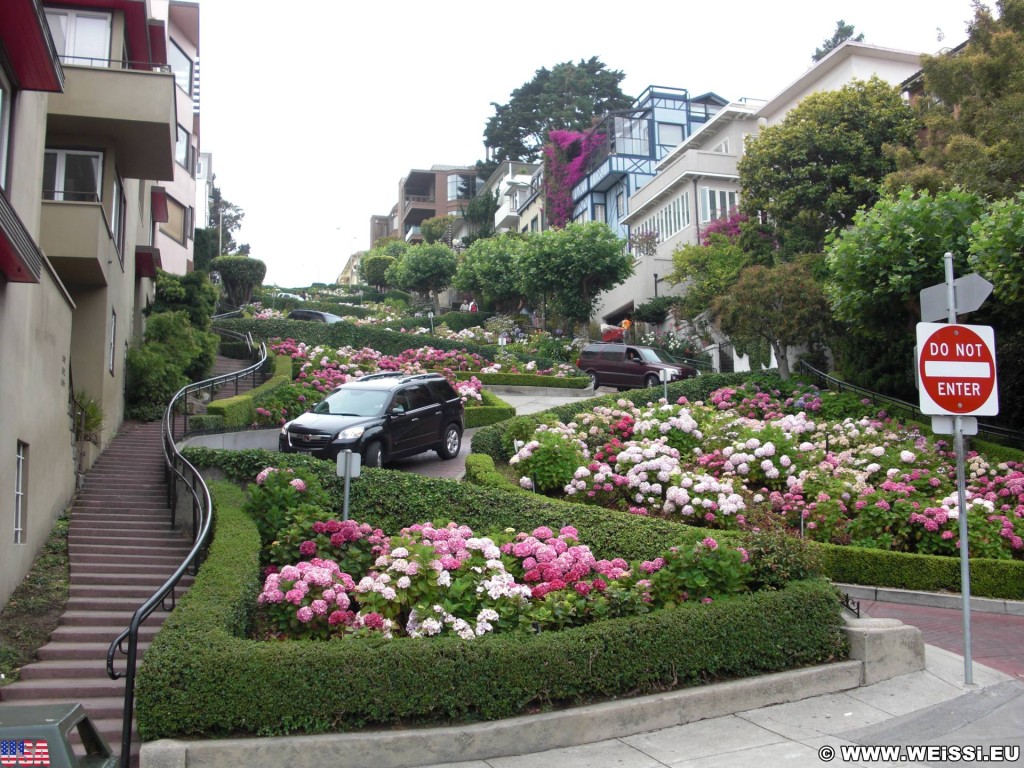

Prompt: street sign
xmin=919 ymin=273 xmax=993 ymax=322
xmin=916 ymin=323 xmax=998 ymax=416
xmin=930 ymin=415 xmax=978 ymax=435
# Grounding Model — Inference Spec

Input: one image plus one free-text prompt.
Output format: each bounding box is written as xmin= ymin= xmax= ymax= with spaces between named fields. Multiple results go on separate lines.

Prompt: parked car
xmin=575 ymin=343 xmax=698 ymax=390
xmin=275 ymin=292 xmax=305 ymax=301
xmin=286 ymin=309 xmax=343 ymax=324
xmin=278 ymin=372 xmax=464 ymax=466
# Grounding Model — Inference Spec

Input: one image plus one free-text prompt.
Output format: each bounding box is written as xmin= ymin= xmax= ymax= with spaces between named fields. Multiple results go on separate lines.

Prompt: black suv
xmin=576 ymin=343 xmax=698 ymax=390
xmin=278 ymin=373 xmax=464 ymax=467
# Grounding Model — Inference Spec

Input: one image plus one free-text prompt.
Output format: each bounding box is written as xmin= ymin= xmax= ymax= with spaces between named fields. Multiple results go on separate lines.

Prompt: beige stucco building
xmin=0 ymin=0 xmax=195 ymax=610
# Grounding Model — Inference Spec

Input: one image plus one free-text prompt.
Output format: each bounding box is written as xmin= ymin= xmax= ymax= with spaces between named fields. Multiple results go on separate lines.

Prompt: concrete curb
xmin=485 ymin=384 xmax=595 ymax=398
xmin=838 ymin=583 xmax=1024 ymax=616
xmin=141 ymin=661 xmax=866 ymax=768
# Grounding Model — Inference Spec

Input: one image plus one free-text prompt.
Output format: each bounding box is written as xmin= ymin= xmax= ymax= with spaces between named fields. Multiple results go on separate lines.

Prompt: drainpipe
xmin=693 ymin=178 xmax=701 ymax=243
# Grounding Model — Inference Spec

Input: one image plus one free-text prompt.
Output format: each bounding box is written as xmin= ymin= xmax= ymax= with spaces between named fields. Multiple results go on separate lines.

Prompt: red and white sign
xmin=917 ymin=323 xmax=998 ymax=416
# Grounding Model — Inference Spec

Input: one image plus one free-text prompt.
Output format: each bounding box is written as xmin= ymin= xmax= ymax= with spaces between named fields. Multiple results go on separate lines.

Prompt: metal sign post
xmin=336 ymin=450 xmax=362 ymax=521
xmin=916 ymin=253 xmax=1000 ymax=685
xmin=660 ymin=367 xmax=670 ymax=401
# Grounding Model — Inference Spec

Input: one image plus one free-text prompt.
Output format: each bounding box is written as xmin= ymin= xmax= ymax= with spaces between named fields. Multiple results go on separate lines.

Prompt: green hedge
xmin=135 ymin=471 xmax=845 ymax=739
xmin=464 ymin=453 xmax=514 ymax=488
xmin=452 ymin=370 xmax=589 ymax=389
xmin=465 ymin=390 xmax=515 ymax=429
xmin=206 ymin=355 xmax=293 ymax=427
xmin=217 ymin=341 xmax=252 ymax=360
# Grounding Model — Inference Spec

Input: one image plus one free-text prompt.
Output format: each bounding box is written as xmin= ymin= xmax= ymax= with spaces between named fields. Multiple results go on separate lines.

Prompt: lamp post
xmin=653 ymin=273 xmax=659 ymax=297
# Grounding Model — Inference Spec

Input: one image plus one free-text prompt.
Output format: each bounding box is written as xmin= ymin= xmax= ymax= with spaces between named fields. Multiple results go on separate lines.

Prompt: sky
xmin=198 ymin=0 xmax=978 ymax=289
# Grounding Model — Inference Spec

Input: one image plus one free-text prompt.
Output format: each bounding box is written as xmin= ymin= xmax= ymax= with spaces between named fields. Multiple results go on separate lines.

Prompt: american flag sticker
xmin=0 ymin=740 xmax=50 ymax=767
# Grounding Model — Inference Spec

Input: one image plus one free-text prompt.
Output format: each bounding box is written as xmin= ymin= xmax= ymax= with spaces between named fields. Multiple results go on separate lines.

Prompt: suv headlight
xmin=280 ymin=421 xmax=292 ymax=436
xmin=337 ymin=426 xmax=365 ymax=440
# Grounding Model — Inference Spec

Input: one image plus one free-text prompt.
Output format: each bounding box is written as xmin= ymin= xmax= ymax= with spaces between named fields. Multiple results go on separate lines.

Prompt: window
xmin=43 ymin=149 xmax=102 ymax=202
xmin=700 ymin=187 xmax=738 ymax=223
xmin=593 ymin=203 xmax=606 ymax=223
xmin=108 ymin=309 xmax=117 ymax=375
xmin=111 ymin=174 xmax=126 ymax=263
xmin=612 ymin=116 xmax=649 ymax=156
xmin=45 ymin=9 xmax=111 ymax=67
xmin=447 ymin=174 xmax=477 ymax=201
xmin=14 ymin=441 xmax=27 ymax=544
xmin=168 ymin=40 xmax=193 ymax=93
xmin=638 ymin=191 xmax=691 ymax=244
xmin=175 ymin=124 xmax=190 ymax=169
xmin=711 ymin=138 xmax=731 ymax=154
xmin=0 ymin=67 xmax=11 ymax=190
xmin=160 ymin=195 xmax=187 ymax=244
xmin=616 ymin=192 xmax=625 ymax=218
xmin=188 ymin=206 xmax=195 ymax=240
xmin=658 ymin=123 xmax=684 ymax=148
xmin=530 ymin=216 xmax=539 ymax=232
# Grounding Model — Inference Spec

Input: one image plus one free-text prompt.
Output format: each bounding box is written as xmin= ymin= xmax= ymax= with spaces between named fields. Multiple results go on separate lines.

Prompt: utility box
xmin=0 ymin=703 xmax=117 ymax=767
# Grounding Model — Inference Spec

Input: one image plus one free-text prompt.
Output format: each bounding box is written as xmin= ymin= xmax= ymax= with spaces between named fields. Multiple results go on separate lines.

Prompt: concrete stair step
xmin=0 ymin=695 xmax=127 ymax=720
xmin=65 ymin=596 xmax=156 ymax=612
xmin=60 ymin=610 xmax=169 ymax=627
xmin=15 ymin=659 xmax=118 ymax=680
xmin=70 ymin=583 xmax=186 ymax=599
xmin=50 ymin=625 xmax=161 ymax=644
xmin=69 ymin=543 xmax=192 ymax=558
xmin=71 ymin=562 xmax=182 ymax=576
xmin=36 ymin=641 xmax=149 ymax=662
xmin=69 ymin=572 xmax=192 ymax=588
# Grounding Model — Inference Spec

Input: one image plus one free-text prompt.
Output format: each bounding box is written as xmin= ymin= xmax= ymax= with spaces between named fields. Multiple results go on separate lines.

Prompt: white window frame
xmin=14 ymin=441 xmax=27 ymax=545
xmin=43 ymin=148 xmax=103 ymax=202
xmin=699 ymin=187 xmax=739 ymax=224
xmin=111 ymin=173 xmax=126 ymax=264
xmin=45 ymin=9 xmax=112 ymax=67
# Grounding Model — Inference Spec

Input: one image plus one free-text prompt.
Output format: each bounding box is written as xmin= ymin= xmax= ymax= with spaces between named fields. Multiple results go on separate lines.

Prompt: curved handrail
xmin=105 ymin=331 xmax=267 ymax=768
xmin=798 ymin=360 xmax=1024 ymax=449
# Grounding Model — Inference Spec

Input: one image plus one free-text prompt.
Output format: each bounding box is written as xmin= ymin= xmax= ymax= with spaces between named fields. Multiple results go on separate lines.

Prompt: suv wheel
xmin=364 ymin=441 xmax=383 ymax=468
xmin=437 ymin=424 xmax=462 ymax=460
xmin=645 ymin=373 xmax=660 ymax=388
xmin=586 ymin=370 xmax=600 ymax=389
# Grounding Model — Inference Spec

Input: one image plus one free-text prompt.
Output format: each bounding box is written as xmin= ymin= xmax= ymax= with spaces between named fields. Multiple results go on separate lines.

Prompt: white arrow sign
xmin=920 ymin=272 xmax=993 ymax=322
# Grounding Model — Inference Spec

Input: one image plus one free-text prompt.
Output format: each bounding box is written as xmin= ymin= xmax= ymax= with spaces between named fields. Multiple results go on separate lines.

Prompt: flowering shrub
xmin=504 ymin=384 xmax=1024 ymax=561
xmin=251 ymin=485 xmax=755 ymax=641
xmin=242 ymin=466 xmax=327 ymax=545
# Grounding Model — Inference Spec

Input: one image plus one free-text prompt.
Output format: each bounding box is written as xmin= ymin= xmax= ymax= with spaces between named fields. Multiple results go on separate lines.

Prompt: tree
xmin=824 ymin=187 xmax=985 ymax=396
xmin=210 ymin=255 xmax=267 ymax=308
xmin=360 ymin=253 xmax=395 ymax=291
xmin=712 ymin=262 xmax=831 ymax=379
xmin=461 ymin=190 xmax=499 ymax=242
xmin=385 ymin=243 xmax=457 ymax=311
xmin=738 ymin=77 xmax=918 ymax=256
xmin=482 ymin=57 xmax=632 ymax=165
xmin=667 ymin=211 xmax=753 ymax=319
xmin=148 ymin=270 xmax=220 ymax=330
xmin=518 ymin=222 xmax=632 ymax=333
xmin=813 ymin=20 xmax=864 ymax=61
xmin=208 ymin=175 xmax=246 ymax=254
xmin=452 ymin=233 xmax=530 ymax=312
xmin=193 ymin=228 xmax=217 ymax=272
xmin=884 ymin=0 xmax=1024 ymax=200
xmin=969 ymin=191 xmax=1024 ymax=305
xmin=420 ymin=215 xmax=454 ymax=245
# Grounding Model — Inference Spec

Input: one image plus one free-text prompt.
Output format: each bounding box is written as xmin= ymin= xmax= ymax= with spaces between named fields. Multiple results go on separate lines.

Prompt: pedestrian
xmin=460 ymin=299 xmax=470 ymax=312
xmin=469 ymin=300 xmax=478 ymax=312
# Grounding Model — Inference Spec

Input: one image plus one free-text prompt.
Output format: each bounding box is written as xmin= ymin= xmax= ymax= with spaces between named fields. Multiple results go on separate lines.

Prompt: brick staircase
xmin=0 ymin=354 xmax=255 ymax=765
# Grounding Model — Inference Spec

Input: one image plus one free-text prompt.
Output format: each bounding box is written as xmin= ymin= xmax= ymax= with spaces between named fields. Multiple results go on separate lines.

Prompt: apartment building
xmin=373 ymin=165 xmax=483 ymax=244
xmin=0 ymin=0 xmax=187 ymax=609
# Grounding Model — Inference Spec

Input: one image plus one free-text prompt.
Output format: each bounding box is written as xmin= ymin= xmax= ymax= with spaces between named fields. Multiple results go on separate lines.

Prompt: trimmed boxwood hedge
xmin=464 ymin=389 xmax=515 ymax=429
xmin=135 ymin=472 xmax=845 ymax=740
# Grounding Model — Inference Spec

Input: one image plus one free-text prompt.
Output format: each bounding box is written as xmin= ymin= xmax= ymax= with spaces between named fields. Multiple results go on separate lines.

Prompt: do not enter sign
xmin=916 ymin=323 xmax=998 ymax=416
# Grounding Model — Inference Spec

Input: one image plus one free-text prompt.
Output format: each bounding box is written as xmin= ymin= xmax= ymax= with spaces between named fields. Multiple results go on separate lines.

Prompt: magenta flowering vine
xmin=543 ymin=129 xmax=606 ymax=228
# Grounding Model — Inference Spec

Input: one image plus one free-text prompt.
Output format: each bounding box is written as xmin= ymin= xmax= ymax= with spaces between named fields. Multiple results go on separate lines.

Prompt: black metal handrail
xmin=105 ymin=330 xmax=267 ymax=768
xmin=798 ymin=360 xmax=1024 ymax=449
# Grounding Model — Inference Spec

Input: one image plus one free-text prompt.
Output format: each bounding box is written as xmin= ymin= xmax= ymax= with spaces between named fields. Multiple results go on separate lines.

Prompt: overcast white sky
xmin=199 ymin=0 xmax=977 ymax=289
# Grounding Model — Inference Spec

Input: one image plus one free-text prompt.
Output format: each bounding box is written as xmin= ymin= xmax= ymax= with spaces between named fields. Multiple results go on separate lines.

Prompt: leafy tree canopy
xmin=461 ymin=190 xmax=500 ymax=243
xmin=210 ymin=255 xmax=267 ymax=308
xmin=482 ymin=57 xmax=632 ymax=165
xmin=667 ymin=231 xmax=752 ymax=320
xmin=738 ymin=77 xmax=918 ymax=256
xmin=360 ymin=253 xmax=395 ymax=290
xmin=385 ymin=243 xmax=458 ymax=311
xmin=452 ymin=233 xmax=530 ymax=313
xmin=813 ymin=20 xmax=865 ymax=61
xmin=420 ymin=215 xmax=454 ymax=245
xmin=517 ymin=222 xmax=631 ymax=332
xmin=193 ymin=228 xmax=217 ymax=272
xmin=712 ymin=262 xmax=832 ymax=379
xmin=969 ymin=191 xmax=1024 ymax=304
xmin=149 ymin=269 xmax=220 ymax=330
xmin=884 ymin=0 xmax=1024 ymax=199
xmin=208 ymin=175 xmax=247 ymax=255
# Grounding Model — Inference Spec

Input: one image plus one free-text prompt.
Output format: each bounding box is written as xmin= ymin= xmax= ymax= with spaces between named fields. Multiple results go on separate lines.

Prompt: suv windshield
xmin=313 ymin=388 xmax=390 ymax=416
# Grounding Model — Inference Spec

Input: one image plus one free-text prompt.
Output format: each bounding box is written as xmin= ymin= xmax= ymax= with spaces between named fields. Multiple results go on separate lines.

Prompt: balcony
xmin=404 ymin=226 xmax=422 ymax=243
xmin=494 ymin=198 xmax=520 ymax=231
xmin=46 ymin=65 xmax=176 ymax=181
xmin=40 ymin=201 xmax=118 ymax=286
